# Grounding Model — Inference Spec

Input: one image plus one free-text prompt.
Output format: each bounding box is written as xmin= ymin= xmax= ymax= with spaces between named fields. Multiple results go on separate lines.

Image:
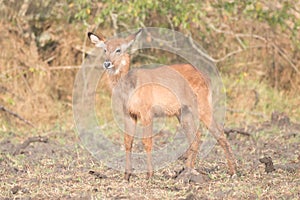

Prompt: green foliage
xmin=72 ymin=0 xmax=91 ymax=24
xmin=3 ymin=1 xmax=298 ymax=42
xmin=213 ymin=1 xmax=299 ymax=49
xmin=243 ymin=1 xmax=292 ymax=28
xmin=66 ymin=0 xmax=300 ymax=52
xmin=71 ymin=0 xmax=205 ymax=31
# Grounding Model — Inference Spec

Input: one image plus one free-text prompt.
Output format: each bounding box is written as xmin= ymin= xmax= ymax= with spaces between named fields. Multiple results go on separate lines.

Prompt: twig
xmin=139 ymin=26 xmax=182 ymax=52
xmin=166 ymin=14 xmax=177 ymax=47
xmin=253 ymin=89 xmax=259 ymax=109
xmin=48 ymin=65 xmax=81 ymax=70
xmin=139 ymin=21 xmax=146 ymax=29
xmin=13 ymin=136 xmax=48 ymax=155
xmin=18 ymin=0 xmax=29 ymax=17
xmin=226 ymin=108 xmax=267 ymax=119
xmin=73 ymin=45 xmax=94 ymax=55
xmin=82 ymin=27 xmax=89 ymax=63
xmin=214 ymin=48 xmax=244 ymax=62
xmin=19 ymin=69 xmax=33 ymax=94
xmin=0 ymin=104 xmax=35 ymax=127
xmin=43 ymin=55 xmax=56 ymax=63
xmin=208 ymin=23 xmax=299 ymax=74
xmin=273 ymin=45 xmax=299 ymax=74
xmin=119 ymin=22 xmax=130 ymax=31
xmin=110 ymin=12 xmax=119 ymax=36
xmin=214 ymin=23 xmax=247 ymax=49
xmin=188 ymin=35 xmax=264 ymax=63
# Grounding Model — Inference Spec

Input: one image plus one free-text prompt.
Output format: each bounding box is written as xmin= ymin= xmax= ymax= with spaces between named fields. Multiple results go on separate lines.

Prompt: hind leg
xmin=202 ymin=114 xmax=237 ymax=175
xmin=188 ymin=130 xmax=202 ymax=168
xmin=179 ymin=106 xmax=199 ymax=169
xmin=211 ymin=120 xmax=236 ymax=175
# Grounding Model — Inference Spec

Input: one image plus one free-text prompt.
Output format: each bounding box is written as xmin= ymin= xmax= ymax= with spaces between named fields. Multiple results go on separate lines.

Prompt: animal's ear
xmin=121 ymin=29 xmax=142 ymax=52
xmin=88 ymin=32 xmax=106 ymax=48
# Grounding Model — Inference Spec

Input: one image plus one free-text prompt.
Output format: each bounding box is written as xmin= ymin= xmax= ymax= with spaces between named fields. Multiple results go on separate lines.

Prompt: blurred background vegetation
xmin=0 ymin=0 xmax=299 ymax=131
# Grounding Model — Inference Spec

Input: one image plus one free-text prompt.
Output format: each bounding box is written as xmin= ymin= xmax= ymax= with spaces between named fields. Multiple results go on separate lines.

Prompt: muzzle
xmin=103 ymin=61 xmax=113 ymax=69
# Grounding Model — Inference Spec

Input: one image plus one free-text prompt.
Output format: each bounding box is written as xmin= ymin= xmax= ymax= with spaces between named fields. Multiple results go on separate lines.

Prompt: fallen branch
xmin=13 ymin=136 xmax=48 ymax=155
xmin=0 ymin=104 xmax=35 ymax=127
xmin=224 ymin=127 xmax=251 ymax=136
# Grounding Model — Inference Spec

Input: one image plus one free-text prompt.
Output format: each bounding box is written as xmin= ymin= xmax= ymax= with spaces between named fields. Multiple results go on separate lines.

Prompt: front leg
xmin=142 ymin=121 xmax=153 ymax=179
xmin=124 ymin=134 xmax=134 ymax=181
xmin=124 ymin=116 xmax=136 ymax=181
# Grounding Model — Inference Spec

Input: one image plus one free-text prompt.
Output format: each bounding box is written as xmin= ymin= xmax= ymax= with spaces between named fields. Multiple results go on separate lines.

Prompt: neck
xmin=107 ymin=54 xmax=130 ymax=89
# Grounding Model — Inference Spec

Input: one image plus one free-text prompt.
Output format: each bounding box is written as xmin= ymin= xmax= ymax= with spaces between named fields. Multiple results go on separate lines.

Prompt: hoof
xmin=231 ymin=173 xmax=237 ymax=179
xmin=146 ymin=171 xmax=154 ymax=179
xmin=175 ymin=168 xmax=193 ymax=183
xmin=124 ymin=172 xmax=131 ymax=181
xmin=228 ymin=167 xmax=237 ymax=176
xmin=175 ymin=168 xmax=207 ymax=184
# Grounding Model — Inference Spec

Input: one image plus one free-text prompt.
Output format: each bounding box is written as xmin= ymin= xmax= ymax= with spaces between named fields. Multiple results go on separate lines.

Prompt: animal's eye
xmin=115 ymin=48 xmax=121 ymax=53
xmin=104 ymin=49 xmax=107 ymax=53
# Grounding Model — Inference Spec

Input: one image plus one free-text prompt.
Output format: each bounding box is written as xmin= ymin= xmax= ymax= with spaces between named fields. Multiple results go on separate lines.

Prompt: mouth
xmin=103 ymin=65 xmax=114 ymax=70
xmin=104 ymin=65 xmax=116 ymax=75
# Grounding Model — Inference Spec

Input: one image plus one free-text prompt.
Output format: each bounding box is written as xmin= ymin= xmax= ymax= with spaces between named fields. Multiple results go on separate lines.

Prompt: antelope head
xmin=88 ymin=29 xmax=142 ymax=75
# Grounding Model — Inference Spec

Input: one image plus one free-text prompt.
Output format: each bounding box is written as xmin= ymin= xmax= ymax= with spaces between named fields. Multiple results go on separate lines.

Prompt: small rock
xmin=11 ymin=186 xmax=21 ymax=194
xmin=190 ymin=174 xmax=210 ymax=184
xmin=184 ymin=193 xmax=198 ymax=200
xmin=271 ymin=111 xmax=290 ymax=127
xmin=259 ymin=157 xmax=275 ymax=173
xmin=88 ymin=170 xmax=107 ymax=179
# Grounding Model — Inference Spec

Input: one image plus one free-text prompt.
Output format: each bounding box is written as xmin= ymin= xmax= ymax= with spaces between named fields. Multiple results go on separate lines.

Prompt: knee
xmin=142 ymin=138 xmax=152 ymax=152
xmin=124 ymin=135 xmax=133 ymax=151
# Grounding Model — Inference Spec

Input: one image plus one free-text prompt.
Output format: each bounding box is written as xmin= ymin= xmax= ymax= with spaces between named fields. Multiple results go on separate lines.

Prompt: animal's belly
xmin=128 ymin=84 xmax=181 ymax=121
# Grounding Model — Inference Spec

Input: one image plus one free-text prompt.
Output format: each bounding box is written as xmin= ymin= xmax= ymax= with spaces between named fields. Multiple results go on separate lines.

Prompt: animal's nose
xmin=103 ymin=61 xmax=112 ymax=69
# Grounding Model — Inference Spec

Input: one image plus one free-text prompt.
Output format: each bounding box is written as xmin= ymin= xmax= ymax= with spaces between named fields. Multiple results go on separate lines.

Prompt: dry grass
xmin=223 ymin=74 xmax=300 ymax=126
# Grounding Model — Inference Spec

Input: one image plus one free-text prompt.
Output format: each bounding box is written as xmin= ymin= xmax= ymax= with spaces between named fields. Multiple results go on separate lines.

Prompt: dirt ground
xmin=0 ymin=112 xmax=299 ymax=199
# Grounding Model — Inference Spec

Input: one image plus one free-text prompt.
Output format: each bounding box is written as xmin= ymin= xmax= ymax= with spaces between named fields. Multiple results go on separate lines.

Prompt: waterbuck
xmin=88 ymin=29 xmax=237 ymax=181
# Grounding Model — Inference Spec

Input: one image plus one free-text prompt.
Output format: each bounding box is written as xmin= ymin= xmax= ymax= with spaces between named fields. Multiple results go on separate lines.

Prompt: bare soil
xmin=0 ymin=113 xmax=299 ymax=199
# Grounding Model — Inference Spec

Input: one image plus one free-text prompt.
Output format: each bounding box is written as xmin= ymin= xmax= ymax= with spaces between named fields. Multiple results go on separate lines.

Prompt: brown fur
xmin=88 ymin=30 xmax=237 ymax=181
